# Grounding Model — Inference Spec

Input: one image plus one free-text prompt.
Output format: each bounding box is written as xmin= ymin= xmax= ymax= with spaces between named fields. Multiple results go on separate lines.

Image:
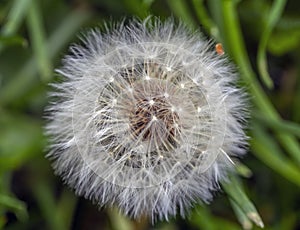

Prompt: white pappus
xmin=45 ymin=17 xmax=248 ymax=222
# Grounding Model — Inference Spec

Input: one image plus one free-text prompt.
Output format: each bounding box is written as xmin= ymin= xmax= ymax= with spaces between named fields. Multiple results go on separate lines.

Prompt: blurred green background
xmin=0 ymin=0 xmax=300 ymax=229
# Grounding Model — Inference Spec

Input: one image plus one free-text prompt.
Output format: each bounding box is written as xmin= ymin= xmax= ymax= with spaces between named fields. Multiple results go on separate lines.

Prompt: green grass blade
xmin=218 ymin=0 xmax=300 ymax=165
xmin=0 ymin=193 xmax=28 ymax=221
xmin=55 ymin=189 xmax=78 ymax=230
xmin=108 ymin=208 xmax=134 ymax=230
xmin=222 ymin=175 xmax=264 ymax=228
xmin=33 ymin=181 xmax=65 ymax=230
xmin=1 ymin=0 xmax=32 ymax=36
xmin=235 ymin=162 xmax=253 ymax=178
xmin=0 ymin=10 xmax=91 ymax=105
xmin=229 ymin=198 xmax=253 ymax=230
xmin=253 ymin=112 xmax=300 ymax=138
xmin=257 ymin=0 xmax=287 ymax=89
xmin=251 ymin=124 xmax=300 ymax=187
xmin=191 ymin=0 xmax=219 ymax=39
xmin=26 ymin=0 xmax=52 ymax=82
xmin=0 ymin=35 xmax=27 ymax=47
xmin=0 ymin=0 xmax=32 ymax=52
xmin=190 ymin=205 xmax=241 ymax=230
xmin=166 ymin=0 xmax=197 ymax=29
xmin=121 ymin=0 xmax=150 ymax=18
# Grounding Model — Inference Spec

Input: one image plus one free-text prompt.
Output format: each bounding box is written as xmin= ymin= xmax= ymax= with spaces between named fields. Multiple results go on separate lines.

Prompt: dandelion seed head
xmin=45 ymin=17 xmax=248 ymax=222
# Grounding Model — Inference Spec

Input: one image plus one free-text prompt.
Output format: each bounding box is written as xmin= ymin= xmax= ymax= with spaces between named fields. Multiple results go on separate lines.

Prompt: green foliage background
xmin=0 ymin=0 xmax=300 ymax=229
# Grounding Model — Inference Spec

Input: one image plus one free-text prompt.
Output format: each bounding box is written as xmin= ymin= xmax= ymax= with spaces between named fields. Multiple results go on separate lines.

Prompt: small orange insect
xmin=215 ymin=43 xmax=224 ymax=55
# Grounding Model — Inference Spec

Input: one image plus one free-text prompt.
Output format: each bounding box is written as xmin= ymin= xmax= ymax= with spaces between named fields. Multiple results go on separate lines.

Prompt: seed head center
xmin=129 ymin=96 xmax=179 ymax=145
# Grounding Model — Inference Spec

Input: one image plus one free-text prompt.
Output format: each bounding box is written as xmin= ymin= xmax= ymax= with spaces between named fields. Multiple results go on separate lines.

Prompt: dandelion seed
xmin=149 ymin=99 xmax=155 ymax=105
xmin=45 ymin=17 xmax=248 ymax=222
xmin=166 ymin=66 xmax=172 ymax=72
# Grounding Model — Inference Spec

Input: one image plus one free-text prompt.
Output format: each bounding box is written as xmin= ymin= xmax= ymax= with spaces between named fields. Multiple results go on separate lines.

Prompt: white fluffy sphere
xmin=45 ymin=18 xmax=247 ymax=221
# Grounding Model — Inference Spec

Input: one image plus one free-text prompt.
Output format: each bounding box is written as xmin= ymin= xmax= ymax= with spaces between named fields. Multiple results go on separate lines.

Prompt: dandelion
xmin=45 ymin=17 xmax=248 ymax=222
